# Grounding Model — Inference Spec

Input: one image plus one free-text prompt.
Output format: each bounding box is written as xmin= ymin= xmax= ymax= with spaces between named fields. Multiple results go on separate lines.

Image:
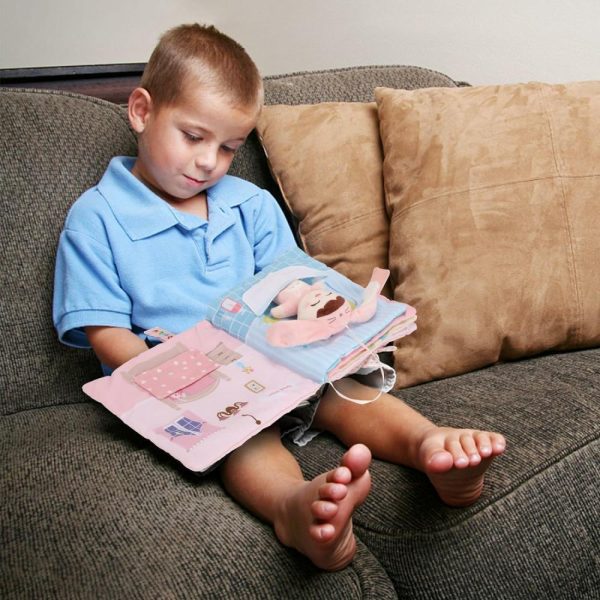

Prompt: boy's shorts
xmin=278 ymin=358 xmax=397 ymax=447
xmin=278 ymin=384 xmax=328 ymax=446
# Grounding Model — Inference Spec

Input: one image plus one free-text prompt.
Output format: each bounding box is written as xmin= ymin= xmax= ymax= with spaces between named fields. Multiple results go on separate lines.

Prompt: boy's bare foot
xmin=273 ymin=444 xmax=372 ymax=571
xmin=417 ymin=427 xmax=506 ymax=507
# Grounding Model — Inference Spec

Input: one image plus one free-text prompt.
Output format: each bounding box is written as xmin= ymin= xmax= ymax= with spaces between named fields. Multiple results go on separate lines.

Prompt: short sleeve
xmin=53 ymin=228 xmax=132 ymax=348
xmin=250 ymin=190 xmax=297 ymax=272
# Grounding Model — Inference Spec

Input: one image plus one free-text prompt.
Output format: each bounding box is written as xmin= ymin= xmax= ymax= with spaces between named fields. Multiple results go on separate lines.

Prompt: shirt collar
xmin=98 ymin=157 xmax=259 ymax=241
xmin=98 ymin=157 xmax=180 ymax=240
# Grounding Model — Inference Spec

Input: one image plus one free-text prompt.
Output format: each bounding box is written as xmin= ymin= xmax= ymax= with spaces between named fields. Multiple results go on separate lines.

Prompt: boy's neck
xmin=165 ymin=190 xmax=209 ymax=221
xmin=130 ymin=161 xmax=209 ymax=220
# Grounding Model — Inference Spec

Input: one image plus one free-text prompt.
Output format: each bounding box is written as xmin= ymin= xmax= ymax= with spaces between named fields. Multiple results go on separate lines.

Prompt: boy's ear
xmin=128 ymin=87 xmax=153 ymax=133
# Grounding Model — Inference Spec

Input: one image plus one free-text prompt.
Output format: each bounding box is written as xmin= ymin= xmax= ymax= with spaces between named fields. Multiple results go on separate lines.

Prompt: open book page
xmin=207 ymin=247 xmax=416 ymax=384
xmin=83 ymin=321 xmax=321 ymax=472
xmin=82 ymin=248 xmax=417 ymax=471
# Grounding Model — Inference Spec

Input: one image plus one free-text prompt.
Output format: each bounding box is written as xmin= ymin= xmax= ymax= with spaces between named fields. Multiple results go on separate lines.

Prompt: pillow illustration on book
xmin=83 ymin=247 xmax=417 ymax=472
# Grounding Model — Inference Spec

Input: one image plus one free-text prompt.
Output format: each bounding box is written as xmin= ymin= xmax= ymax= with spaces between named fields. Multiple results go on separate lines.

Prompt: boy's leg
xmin=220 ymin=425 xmax=372 ymax=571
xmin=313 ymin=378 xmax=506 ymax=507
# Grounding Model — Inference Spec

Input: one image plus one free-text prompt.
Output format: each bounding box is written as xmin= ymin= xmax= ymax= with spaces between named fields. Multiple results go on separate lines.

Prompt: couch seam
xmin=2 ymin=400 xmax=92 ymax=419
xmin=349 ymin=541 xmax=399 ymax=599
xmin=354 ymin=431 xmax=600 ymax=539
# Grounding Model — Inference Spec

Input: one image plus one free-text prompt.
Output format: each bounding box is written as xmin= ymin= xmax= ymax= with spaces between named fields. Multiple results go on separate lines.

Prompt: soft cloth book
xmin=82 ymin=248 xmax=417 ymax=472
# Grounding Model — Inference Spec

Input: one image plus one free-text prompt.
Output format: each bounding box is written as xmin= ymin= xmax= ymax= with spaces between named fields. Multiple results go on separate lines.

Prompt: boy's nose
xmin=195 ymin=147 xmax=218 ymax=173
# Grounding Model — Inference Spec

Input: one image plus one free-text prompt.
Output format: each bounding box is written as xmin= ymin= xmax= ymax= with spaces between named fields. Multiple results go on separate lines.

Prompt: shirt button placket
xmin=192 ymin=227 xmax=208 ymax=272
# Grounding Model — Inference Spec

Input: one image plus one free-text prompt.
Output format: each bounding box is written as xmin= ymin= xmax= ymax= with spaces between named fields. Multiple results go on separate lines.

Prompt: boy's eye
xmin=183 ymin=132 xmax=201 ymax=142
xmin=221 ymin=145 xmax=237 ymax=154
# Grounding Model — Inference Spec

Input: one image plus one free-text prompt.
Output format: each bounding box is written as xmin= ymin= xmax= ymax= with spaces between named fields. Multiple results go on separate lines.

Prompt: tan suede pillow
xmin=256 ymin=102 xmax=390 ymax=294
xmin=375 ymin=82 xmax=600 ymax=388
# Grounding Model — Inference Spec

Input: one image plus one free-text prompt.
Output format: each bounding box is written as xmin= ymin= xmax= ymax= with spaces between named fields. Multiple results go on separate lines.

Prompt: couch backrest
xmin=0 ymin=65 xmax=458 ymax=416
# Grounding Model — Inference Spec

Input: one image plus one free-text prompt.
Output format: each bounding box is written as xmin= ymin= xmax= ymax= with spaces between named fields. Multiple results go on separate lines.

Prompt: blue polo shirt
xmin=53 ymin=156 xmax=296 ymax=348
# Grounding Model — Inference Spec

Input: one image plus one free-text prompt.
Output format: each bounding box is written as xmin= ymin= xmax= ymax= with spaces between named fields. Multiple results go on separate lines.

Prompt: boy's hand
xmin=86 ymin=326 xmax=149 ymax=370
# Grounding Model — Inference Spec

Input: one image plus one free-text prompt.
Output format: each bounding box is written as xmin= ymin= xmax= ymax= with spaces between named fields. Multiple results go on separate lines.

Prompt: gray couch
xmin=1 ymin=66 xmax=598 ymax=599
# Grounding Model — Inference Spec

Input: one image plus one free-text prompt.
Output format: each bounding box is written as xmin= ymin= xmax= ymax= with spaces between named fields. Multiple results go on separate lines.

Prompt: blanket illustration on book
xmin=83 ymin=247 xmax=417 ymax=472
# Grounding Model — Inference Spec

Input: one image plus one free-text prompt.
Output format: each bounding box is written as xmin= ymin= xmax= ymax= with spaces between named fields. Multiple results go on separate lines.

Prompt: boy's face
xmin=129 ymin=84 xmax=258 ymax=205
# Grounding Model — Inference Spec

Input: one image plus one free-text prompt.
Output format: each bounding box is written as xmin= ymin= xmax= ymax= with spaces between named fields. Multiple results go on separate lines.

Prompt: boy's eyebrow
xmin=181 ymin=122 xmax=249 ymax=142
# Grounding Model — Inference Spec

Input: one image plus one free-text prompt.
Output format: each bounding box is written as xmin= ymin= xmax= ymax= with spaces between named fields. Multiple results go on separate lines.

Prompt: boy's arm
xmin=86 ymin=326 xmax=148 ymax=371
xmin=250 ymin=190 xmax=297 ymax=272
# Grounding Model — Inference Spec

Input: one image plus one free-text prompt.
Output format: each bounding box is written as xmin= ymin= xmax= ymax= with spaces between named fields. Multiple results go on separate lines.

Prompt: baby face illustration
xmin=297 ymin=289 xmax=351 ymax=323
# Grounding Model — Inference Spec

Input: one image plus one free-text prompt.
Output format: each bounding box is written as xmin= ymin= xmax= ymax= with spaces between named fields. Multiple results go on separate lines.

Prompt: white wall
xmin=2 ymin=0 xmax=599 ymax=85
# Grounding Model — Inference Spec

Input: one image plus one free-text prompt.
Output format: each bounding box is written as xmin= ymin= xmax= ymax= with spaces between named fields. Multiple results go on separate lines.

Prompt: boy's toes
xmin=447 ymin=439 xmax=470 ymax=468
xmin=474 ymin=432 xmax=493 ymax=457
xmin=475 ymin=431 xmax=506 ymax=457
xmin=459 ymin=433 xmax=482 ymax=466
xmin=311 ymin=499 xmax=339 ymax=521
xmin=326 ymin=466 xmax=352 ymax=485
xmin=491 ymin=433 xmax=507 ymax=454
xmin=427 ymin=449 xmax=455 ymax=473
xmin=318 ymin=481 xmax=348 ymax=502
xmin=341 ymin=443 xmax=372 ymax=478
xmin=310 ymin=522 xmax=335 ymax=543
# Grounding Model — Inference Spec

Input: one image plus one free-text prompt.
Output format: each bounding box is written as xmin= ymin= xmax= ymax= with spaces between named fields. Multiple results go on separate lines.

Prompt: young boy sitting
xmin=53 ymin=23 xmax=506 ymax=572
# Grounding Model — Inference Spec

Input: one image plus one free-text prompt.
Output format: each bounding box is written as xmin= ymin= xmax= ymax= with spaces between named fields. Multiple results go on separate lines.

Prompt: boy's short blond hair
xmin=141 ymin=23 xmax=263 ymax=110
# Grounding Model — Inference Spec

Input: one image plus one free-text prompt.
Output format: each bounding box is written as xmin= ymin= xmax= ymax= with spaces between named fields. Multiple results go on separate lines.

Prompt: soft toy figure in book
xmin=267 ymin=267 xmax=390 ymax=347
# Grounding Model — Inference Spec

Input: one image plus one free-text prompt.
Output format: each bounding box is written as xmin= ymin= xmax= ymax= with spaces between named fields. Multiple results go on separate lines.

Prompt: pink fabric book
xmin=83 ymin=249 xmax=417 ymax=472
xmin=84 ymin=322 xmax=322 ymax=472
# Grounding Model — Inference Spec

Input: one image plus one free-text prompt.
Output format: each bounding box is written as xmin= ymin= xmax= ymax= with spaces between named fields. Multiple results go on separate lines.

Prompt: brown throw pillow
xmin=256 ymin=102 xmax=391 ymax=294
xmin=375 ymin=82 xmax=600 ymax=388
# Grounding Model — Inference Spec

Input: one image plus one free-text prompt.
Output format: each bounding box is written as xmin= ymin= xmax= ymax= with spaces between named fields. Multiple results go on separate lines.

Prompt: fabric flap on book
xmin=133 ymin=349 xmax=219 ymax=399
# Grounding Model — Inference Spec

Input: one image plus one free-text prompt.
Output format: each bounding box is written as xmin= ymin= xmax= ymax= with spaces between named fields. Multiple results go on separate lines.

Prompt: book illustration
xmin=264 ymin=266 xmax=388 ymax=347
xmin=206 ymin=342 xmax=242 ymax=367
xmin=245 ymin=380 xmax=266 ymax=393
xmin=217 ymin=401 xmax=248 ymax=420
xmin=235 ymin=360 xmax=254 ymax=374
xmin=157 ymin=411 xmax=223 ymax=451
xmin=208 ymin=247 xmax=417 ymax=384
xmin=83 ymin=320 xmax=323 ymax=471
xmin=240 ymin=413 xmax=261 ymax=425
xmin=216 ymin=401 xmax=261 ymax=425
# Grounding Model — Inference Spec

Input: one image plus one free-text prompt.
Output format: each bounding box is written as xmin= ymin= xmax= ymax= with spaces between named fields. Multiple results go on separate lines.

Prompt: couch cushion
xmin=256 ymin=102 xmax=390 ymax=291
xmin=375 ymin=82 xmax=600 ymax=387
xmin=0 ymin=402 xmax=397 ymax=599
xmin=0 ymin=89 xmax=137 ymax=415
xmin=294 ymin=347 xmax=600 ymax=598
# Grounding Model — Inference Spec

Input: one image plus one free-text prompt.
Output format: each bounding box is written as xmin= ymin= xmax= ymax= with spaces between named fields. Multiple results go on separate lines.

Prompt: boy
xmin=53 ymin=24 xmax=505 ymax=572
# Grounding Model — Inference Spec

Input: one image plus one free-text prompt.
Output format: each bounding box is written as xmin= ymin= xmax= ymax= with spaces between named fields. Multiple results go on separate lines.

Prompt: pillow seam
xmin=300 ymin=208 xmax=389 ymax=237
xmin=539 ymin=83 xmax=584 ymax=345
xmin=388 ymin=173 xmax=600 ymax=224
